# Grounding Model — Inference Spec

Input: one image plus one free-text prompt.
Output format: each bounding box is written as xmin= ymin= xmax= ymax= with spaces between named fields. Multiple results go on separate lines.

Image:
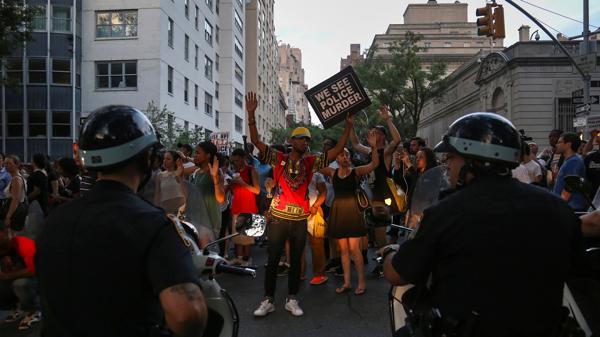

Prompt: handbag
xmin=0 ymin=176 xmax=29 ymax=231
xmin=307 ymin=209 xmax=326 ymax=238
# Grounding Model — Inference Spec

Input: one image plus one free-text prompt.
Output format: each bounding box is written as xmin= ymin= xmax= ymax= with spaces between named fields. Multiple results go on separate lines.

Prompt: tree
xmin=144 ymin=101 xmax=204 ymax=149
xmin=0 ymin=1 xmax=40 ymax=86
xmin=355 ymin=31 xmax=449 ymax=137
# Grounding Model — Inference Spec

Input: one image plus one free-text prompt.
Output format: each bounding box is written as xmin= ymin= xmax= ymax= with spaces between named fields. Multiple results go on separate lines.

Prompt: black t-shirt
xmin=585 ymin=151 xmax=600 ymax=199
xmin=36 ymin=180 xmax=199 ymax=337
xmin=27 ymin=170 xmax=48 ymax=212
xmin=392 ymin=176 xmax=583 ymax=337
xmin=371 ymin=148 xmax=391 ymax=202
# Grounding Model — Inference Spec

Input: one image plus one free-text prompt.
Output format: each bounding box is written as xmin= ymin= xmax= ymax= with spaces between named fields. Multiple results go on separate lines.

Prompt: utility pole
xmin=582 ymin=0 xmax=591 ymax=110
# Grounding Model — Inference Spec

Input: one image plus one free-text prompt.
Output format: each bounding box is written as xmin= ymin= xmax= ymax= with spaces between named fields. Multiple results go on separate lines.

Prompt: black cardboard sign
xmin=304 ymin=66 xmax=371 ymax=129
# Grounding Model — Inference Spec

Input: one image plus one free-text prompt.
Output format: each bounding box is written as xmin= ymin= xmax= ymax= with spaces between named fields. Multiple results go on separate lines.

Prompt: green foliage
xmin=144 ymin=101 xmax=204 ymax=149
xmin=0 ymin=1 xmax=40 ymax=86
xmin=355 ymin=31 xmax=449 ymax=137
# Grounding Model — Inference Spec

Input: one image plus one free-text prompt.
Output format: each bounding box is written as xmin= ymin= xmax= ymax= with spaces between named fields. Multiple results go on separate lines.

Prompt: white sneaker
xmin=284 ymin=298 xmax=304 ymax=316
xmin=253 ymin=299 xmax=275 ymax=317
xmin=18 ymin=311 xmax=42 ymax=331
xmin=4 ymin=309 xmax=23 ymax=323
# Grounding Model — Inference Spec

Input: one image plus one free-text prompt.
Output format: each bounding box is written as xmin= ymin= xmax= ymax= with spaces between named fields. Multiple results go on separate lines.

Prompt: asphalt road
xmin=0 ymin=245 xmax=392 ymax=337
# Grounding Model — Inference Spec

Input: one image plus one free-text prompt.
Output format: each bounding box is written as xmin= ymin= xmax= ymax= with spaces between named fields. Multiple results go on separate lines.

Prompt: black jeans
xmin=264 ymin=216 xmax=307 ymax=298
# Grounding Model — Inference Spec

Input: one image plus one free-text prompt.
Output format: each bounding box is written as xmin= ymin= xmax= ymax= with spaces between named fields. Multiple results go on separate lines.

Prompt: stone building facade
xmin=370 ymin=0 xmax=501 ymax=75
xmin=418 ymin=40 xmax=600 ymax=149
xmin=278 ymin=43 xmax=310 ymax=125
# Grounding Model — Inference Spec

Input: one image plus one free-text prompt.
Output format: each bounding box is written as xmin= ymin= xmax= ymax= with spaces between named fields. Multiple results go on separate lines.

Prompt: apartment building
xmin=82 ymin=0 xmax=246 ymax=148
xmin=278 ymin=43 xmax=310 ymax=125
xmin=1 ymin=0 xmax=82 ymax=160
xmin=245 ymin=0 xmax=283 ymax=143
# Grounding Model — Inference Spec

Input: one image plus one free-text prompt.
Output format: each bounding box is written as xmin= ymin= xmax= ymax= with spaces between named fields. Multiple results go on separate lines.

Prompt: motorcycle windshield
xmin=409 ymin=165 xmax=449 ymax=220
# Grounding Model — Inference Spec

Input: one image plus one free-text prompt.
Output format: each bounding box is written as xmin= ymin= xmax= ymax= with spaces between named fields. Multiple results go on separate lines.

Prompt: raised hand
xmin=378 ymin=106 xmax=391 ymax=121
xmin=209 ymin=157 xmax=220 ymax=178
xmin=345 ymin=114 xmax=354 ymax=127
xmin=246 ymin=92 xmax=258 ymax=116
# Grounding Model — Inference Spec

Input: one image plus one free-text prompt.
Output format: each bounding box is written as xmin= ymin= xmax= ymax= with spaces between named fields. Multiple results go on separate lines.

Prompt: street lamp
xmin=530 ymin=30 xmax=540 ymax=41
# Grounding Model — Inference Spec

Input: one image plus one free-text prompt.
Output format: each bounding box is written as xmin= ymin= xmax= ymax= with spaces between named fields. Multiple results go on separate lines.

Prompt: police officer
xmin=383 ymin=113 xmax=583 ymax=337
xmin=36 ymin=106 xmax=207 ymax=337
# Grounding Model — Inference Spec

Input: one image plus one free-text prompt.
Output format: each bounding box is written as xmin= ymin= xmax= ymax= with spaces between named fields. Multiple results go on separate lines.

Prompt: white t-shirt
xmin=308 ymin=172 xmax=326 ymax=207
xmin=523 ymin=160 xmax=542 ymax=183
xmin=512 ymin=164 xmax=532 ymax=184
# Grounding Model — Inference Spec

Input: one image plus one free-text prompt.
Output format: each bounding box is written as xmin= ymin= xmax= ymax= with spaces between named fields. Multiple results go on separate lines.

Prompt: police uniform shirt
xmin=36 ymin=180 xmax=199 ymax=337
xmin=391 ymin=176 xmax=583 ymax=337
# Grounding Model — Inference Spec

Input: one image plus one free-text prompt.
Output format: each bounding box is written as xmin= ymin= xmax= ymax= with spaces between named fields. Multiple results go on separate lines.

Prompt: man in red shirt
xmin=0 ymin=230 xmax=40 ymax=330
xmin=246 ymin=92 xmax=353 ymax=317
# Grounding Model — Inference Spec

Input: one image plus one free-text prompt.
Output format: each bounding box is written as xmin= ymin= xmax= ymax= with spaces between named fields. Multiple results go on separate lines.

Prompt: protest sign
xmin=304 ymin=66 xmax=371 ymax=129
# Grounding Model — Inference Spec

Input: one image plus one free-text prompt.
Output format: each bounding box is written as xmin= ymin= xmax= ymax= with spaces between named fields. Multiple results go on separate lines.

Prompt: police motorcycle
xmin=380 ymin=166 xmax=448 ymax=336
xmin=382 ymin=170 xmax=598 ymax=337
xmin=562 ymin=176 xmax=600 ymax=336
xmin=171 ymin=213 xmax=266 ymax=337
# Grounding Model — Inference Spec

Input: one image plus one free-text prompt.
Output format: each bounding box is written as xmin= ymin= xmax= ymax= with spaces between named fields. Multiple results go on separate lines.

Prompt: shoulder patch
xmin=166 ymin=214 xmax=192 ymax=248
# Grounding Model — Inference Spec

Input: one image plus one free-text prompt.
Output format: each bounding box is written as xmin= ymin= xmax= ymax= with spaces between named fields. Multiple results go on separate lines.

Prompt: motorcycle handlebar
xmin=216 ymin=263 xmax=256 ymax=278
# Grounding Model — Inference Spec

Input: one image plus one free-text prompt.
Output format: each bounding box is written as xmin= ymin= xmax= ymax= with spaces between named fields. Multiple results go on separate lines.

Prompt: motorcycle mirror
xmin=235 ymin=213 xmax=267 ymax=237
xmin=564 ymin=176 xmax=590 ymax=195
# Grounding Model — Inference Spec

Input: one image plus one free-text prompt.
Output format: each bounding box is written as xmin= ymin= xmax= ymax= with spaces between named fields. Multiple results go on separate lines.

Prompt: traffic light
xmin=493 ymin=5 xmax=505 ymax=39
xmin=476 ymin=4 xmax=493 ymax=37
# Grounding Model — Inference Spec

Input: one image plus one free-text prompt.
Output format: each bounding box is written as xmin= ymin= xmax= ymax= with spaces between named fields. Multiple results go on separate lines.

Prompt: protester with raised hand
xmin=320 ymin=131 xmax=379 ymax=296
xmin=246 ymin=91 xmax=353 ymax=318
xmin=350 ymin=106 xmax=402 ymax=251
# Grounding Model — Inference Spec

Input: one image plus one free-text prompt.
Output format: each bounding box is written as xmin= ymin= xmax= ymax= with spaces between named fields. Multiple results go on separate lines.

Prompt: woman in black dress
xmin=320 ymin=131 xmax=379 ymax=295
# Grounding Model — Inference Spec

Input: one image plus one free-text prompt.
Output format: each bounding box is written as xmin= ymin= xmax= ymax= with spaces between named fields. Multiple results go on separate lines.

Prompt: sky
xmin=274 ymin=0 xmax=600 ymax=124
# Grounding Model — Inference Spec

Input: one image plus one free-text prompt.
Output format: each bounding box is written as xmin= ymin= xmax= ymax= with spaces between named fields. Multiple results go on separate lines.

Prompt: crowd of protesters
xmin=2 ymin=93 xmax=600 ymax=330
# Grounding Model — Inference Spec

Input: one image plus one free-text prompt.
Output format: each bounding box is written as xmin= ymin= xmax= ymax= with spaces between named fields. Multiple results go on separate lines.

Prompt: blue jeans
xmin=0 ymin=278 xmax=39 ymax=312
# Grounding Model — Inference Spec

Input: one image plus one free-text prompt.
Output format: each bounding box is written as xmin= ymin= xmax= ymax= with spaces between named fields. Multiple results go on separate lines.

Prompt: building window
xmin=204 ymin=128 xmax=212 ymax=141
xmin=96 ymin=10 xmax=137 ymax=38
xmin=234 ymin=36 xmax=243 ymax=59
xmin=5 ymin=59 xmax=23 ymax=83
xmin=463 ymin=42 xmax=470 ymax=47
xmin=167 ymin=65 xmax=173 ymax=94
xmin=28 ymin=59 xmax=46 ymax=84
xmin=195 ymin=5 xmax=199 ymax=30
xmin=235 ymin=116 xmax=243 ymax=133
xmin=236 ymin=0 xmax=243 ymax=9
xmin=96 ymin=61 xmax=136 ymax=89
xmin=53 ymin=110 xmax=71 ymax=137
xmin=234 ymin=62 xmax=243 ymax=83
xmin=215 ymin=82 xmax=219 ymax=100
xmin=168 ymin=17 xmax=174 ymax=48
xmin=206 ymin=0 xmax=213 ymax=11
xmin=184 ymin=0 xmax=189 ymax=18
xmin=32 ymin=5 xmax=47 ymax=31
xmin=234 ymin=89 xmax=243 ymax=108
xmin=194 ymin=84 xmax=199 ymax=109
xmin=444 ymin=42 xmax=452 ymax=48
xmin=215 ymin=53 xmax=219 ymax=71
xmin=216 ymin=25 xmax=220 ymax=43
xmin=205 ymin=20 xmax=213 ymax=45
xmin=184 ymin=77 xmax=189 ymax=103
xmin=7 ymin=111 xmax=23 ymax=137
xmin=424 ymin=42 xmax=431 ymax=48
xmin=194 ymin=44 xmax=199 ymax=69
xmin=52 ymin=6 xmax=71 ymax=32
xmin=29 ymin=110 xmax=46 ymax=137
xmin=216 ymin=0 xmax=220 ymax=14
xmin=205 ymin=56 xmax=213 ymax=81
xmin=205 ymin=92 xmax=213 ymax=115
xmin=234 ymin=10 xmax=243 ymax=33
xmin=184 ymin=34 xmax=189 ymax=61
xmin=215 ymin=110 xmax=219 ymax=128
xmin=52 ymin=59 xmax=71 ymax=85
